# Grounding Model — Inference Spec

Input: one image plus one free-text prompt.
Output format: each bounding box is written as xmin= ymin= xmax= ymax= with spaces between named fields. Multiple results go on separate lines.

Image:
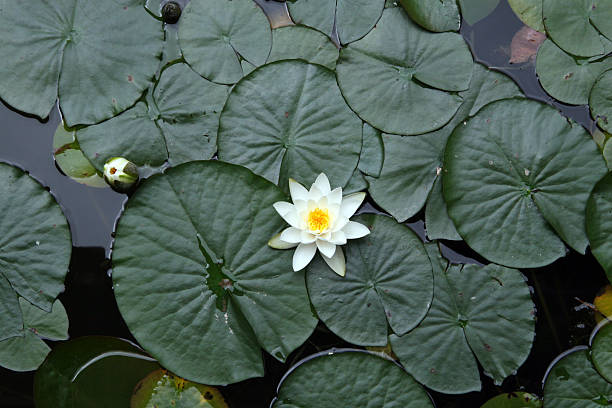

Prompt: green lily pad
xmin=218 ymin=60 xmax=362 ymax=192
xmin=369 ymin=132 xmax=446 ymax=222
xmin=508 ymin=0 xmax=544 ymax=32
xmin=591 ymin=323 xmax=612 ymax=383
xmin=0 ymin=298 xmax=68 ymax=372
xmin=444 ymin=98 xmax=607 ymax=268
xmin=112 ymin=161 xmax=317 ymax=384
xmin=542 ymin=347 xmax=612 ymax=407
xmin=131 ymin=370 xmax=229 ymax=408
xmin=458 ymin=0 xmax=501 ymax=25
xmin=590 ymin=69 xmax=612 ymax=133
xmin=481 ymin=392 xmax=542 ymax=408
xmin=391 ymin=244 xmax=535 ymax=394
xmin=78 ymin=63 xmax=230 ymax=171
xmin=306 ymin=214 xmax=433 ymax=346
xmin=287 ymin=0 xmax=385 ymax=45
xmin=179 ymin=0 xmax=271 ymax=84
xmin=425 ymin=177 xmax=462 ymax=241
xmin=0 ymin=163 xmax=72 ymax=311
xmin=34 ymin=336 xmax=160 ymax=408
xmin=0 ymin=0 xmax=163 ymax=126
xmin=367 ymin=63 xmax=522 ymax=225
xmin=272 ymin=350 xmax=434 ymax=408
xmin=587 ymin=173 xmax=612 ymax=278
xmin=543 ymin=0 xmax=612 ymax=58
xmin=400 ymin=0 xmax=461 ymax=32
xmin=604 ymin=140 xmax=612 ymax=169
xmin=0 ymin=274 xmax=22 ymax=342
xmin=53 ymin=124 xmax=106 ymax=188
xmin=336 ymin=7 xmax=472 ymax=136
xmin=358 ymin=123 xmax=384 ymax=178
xmin=268 ymin=26 xmax=339 ymax=70
xmin=344 ymin=168 xmax=369 ymax=195
xmin=536 ymin=39 xmax=612 ymax=106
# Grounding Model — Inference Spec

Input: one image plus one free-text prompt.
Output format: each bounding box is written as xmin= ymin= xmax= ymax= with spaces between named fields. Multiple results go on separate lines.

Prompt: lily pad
xmin=34 ymin=336 xmax=160 ymax=408
xmin=391 ymin=244 xmax=535 ymax=394
xmin=399 ymin=0 xmax=460 ymax=32
xmin=587 ymin=173 xmax=612 ymax=278
xmin=543 ymin=0 xmax=612 ymax=58
xmin=336 ymin=7 xmax=473 ymax=135
xmin=268 ymin=26 xmax=339 ymax=70
xmin=287 ymin=0 xmax=385 ymax=45
xmin=590 ymin=69 xmax=612 ymax=133
xmin=444 ymin=98 xmax=607 ymax=268
xmin=458 ymin=0 xmax=501 ymax=25
xmin=131 ymin=370 xmax=229 ymax=408
xmin=218 ymin=60 xmax=362 ymax=192
xmin=536 ymin=39 xmax=612 ymax=106
xmin=78 ymin=63 xmax=230 ymax=171
xmin=0 ymin=274 xmax=21 ymax=341
xmin=306 ymin=214 xmax=433 ymax=346
xmin=0 ymin=0 xmax=163 ymax=126
xmin=425 ymin=177 xmax=462 ymax=241
xmin=367 ymin=63 xmax=522 ymax=225
xmin=53 ymin=124 xmax=106 ymax=188
xmin=508 ymin=0 xmax=544 ymax=32
xmin=0 ymin=298 xmax=68 ymax=372
xmin=112 ymin=161 xmax=317 ymax=384
xmin=481 ymin=393 xmax=542 ymax=408
xmin=179 ymin=0 xmax=272 ymax=84
xmin=358 ymin=123 xmax=384 ymax=178
xmin=0 ymin=163 xmax=71 ymax=311
xmin=542 ymin=347 xmax=612 ymax=407
xmin=272 ymin=350 xmax=434 ymax=408
xmin=591 ymin=323 xmax=612 ymax=383
xmin=368 ymin=132 xmax=447 ymax=222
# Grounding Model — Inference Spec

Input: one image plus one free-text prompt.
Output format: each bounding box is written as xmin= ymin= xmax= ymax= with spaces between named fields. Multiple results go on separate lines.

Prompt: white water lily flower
xmin=268 ymin=173 xmax=371 ymax=276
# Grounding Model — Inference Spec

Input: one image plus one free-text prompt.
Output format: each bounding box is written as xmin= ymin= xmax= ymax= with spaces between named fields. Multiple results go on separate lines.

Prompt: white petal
xmin=280 ymin=227 xmax=302 ymax=243
xmin=301 ymin=230 xmax=316 ymax=244
xmin=289 ymin=178 xmax=309 ymax=202
xmin=329 ymin=230 xmax=347 ymax=245
xmin=312 ymin=173 xmax=331 ymax=195
xmin=308 ymin=186 xmax=324 ymax=202
xmin=316 ymin=239 xmax=337 ymax=258
xmin=322 ymin=246 xmax=346 ymax=277
xmin=340 ymin=192 xmax=366 ymax=218
xmin=331 ymin=216 xmax=349 ymax=232
xmin=273 ymin=201 xmax=300 ymax=228
xmin=326 ymin=187 xmax=343 ymax=206
xmin=294 ymin=199 xmax=308 ymax=215
xmin=293 ymin=243 xmax=317 ymax=271
xmin=268 ymin=233 xmax=298 ymax=249
xmin=342 ymin=221 xmax=371 ymax=239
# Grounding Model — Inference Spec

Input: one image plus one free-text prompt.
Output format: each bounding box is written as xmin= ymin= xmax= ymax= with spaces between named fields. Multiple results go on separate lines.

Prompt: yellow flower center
xmin=307 ymin=208 xmax=330 ymax=233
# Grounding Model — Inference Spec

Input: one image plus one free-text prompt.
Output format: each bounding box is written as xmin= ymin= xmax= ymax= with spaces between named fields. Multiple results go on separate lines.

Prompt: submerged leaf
xmin=272 ymin=351 xmax=433 ymax=408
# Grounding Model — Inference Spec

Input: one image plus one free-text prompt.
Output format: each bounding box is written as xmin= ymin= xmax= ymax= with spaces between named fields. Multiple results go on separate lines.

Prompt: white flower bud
xmin=103 ymin=157 xmax=139 ymax=193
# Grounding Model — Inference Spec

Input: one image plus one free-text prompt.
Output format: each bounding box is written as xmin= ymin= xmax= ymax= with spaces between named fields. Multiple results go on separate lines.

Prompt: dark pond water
xmin=0 ymin=0 xmax=608 ymax=407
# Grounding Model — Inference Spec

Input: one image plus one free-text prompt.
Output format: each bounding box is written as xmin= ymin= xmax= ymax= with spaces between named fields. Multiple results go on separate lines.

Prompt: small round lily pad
xmin=218 ymin=60 xmax=362 ymax=192
xmin=336 ymin=7 xmax=473 ymax=135
xmin=179 ymin=0 xmax=272 ymax=84
xmin=307 ymin=214 xmax=433 ymax=346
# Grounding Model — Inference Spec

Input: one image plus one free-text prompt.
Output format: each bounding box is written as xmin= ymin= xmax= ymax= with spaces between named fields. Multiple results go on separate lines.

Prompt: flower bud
xmin=103 ymin=157 xmax=139 ymax=193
